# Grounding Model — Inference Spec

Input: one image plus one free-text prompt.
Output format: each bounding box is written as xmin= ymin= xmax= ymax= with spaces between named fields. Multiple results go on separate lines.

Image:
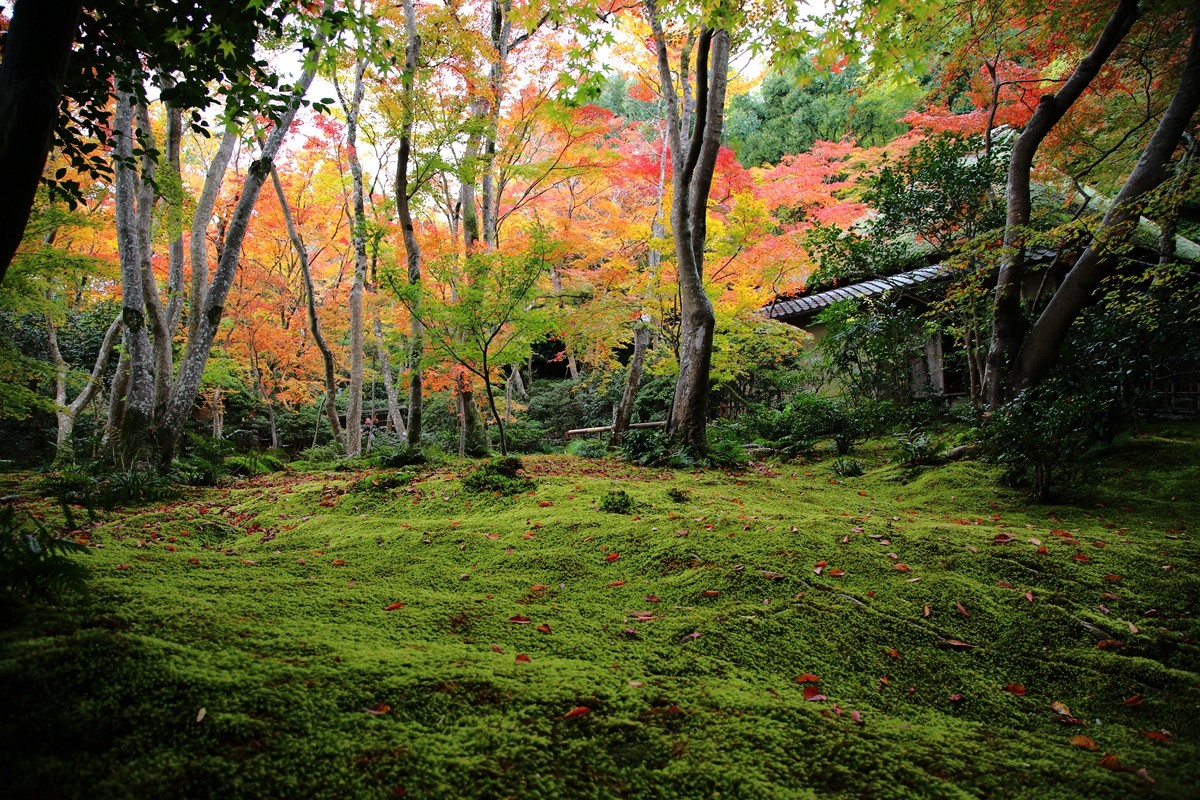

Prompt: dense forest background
xmin=1 ymin=0 xmax=1199 ymax=484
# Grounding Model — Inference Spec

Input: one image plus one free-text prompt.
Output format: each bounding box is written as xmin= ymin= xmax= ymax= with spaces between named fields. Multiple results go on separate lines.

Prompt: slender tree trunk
xmin=982 ymin=0 xmax=1140 ymax=406
xmin=0 ymin=0 xmax=82 ymax=281
xmin=188 ymin=127 xmax=238 ymax=345
xmin=397 ymin=0 xmax=424 ymax=447
xmin=372 ymin=315 xmax=406 ymax=437
xmin=47 ymin=311 xmax=121 ymax=465
xmin=268 ymin=163 xmax=343 ymax=446
xmin=611 ymin=324 xmax=650 ymax=447
xmin=612 ymin=128 xmax=668 ymax=447
xmin=1012 ymin=20 xmax=1200 ymax=392
xmin=154 ymin=6 xmax=331 ymax=469
xmin=338 ymin=55 xmax=369 ymax=458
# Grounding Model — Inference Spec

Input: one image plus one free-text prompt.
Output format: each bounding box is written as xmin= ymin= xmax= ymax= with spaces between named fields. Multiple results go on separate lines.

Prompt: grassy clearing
xmin=1 ymin=426 xmax=1198 ymax=799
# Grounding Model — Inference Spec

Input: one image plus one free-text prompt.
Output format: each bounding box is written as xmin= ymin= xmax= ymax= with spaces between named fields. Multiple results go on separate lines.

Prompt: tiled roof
xmin=765 ymin=264 xmax=951 ymax=324
xmin=765 ymin=248 xmax=1059 ymax=325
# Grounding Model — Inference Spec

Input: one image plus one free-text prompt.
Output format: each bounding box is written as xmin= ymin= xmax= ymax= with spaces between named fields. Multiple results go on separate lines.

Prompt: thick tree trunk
xmin=113 ymin=88 xmax=157 ymax=468
xmin=268 ymin=162 xmax=343 ymax=447
xmin=982 ymin=0 xmax=1140 ymax=406
xmin=0 ymin=0 xmax=82 ymax=282
xmin=1012 ymin=21 xmax=1200 ymax=392
xmin=132 ymin=100 xmax=174 ymax=413
xmin=647 ymin=1 xmax=729 ymax=456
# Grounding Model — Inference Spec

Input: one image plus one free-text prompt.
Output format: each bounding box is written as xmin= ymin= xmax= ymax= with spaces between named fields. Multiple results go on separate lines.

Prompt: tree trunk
xmin=47 ymin=311 xmax=120 ymax=465
xmin=113 ymin=87 xmax=157 ymax=468
xmin=982 ymin=0 xmax=1140 ymax=406
xmin=338 ymin=55 xmax=369 ymax=458
xmin=268 ymin=162 xmax=343 ymax=447
xmin=373 ymin=314 xmax=406 ymax=437
xmin=153 ymin=8 xmax=330 ymax=469
xmin=0 ymin=0 xmax=82 ymax=281
xmin=397 ymin=0 xmax=424 ymax=448
xmin=646 ymin=1 xmax=729 ymax=457
xmin=610 ymin=323 xmax=650 ymax=447
xmin=1012 ymin=20 xmax=1200 ymax=392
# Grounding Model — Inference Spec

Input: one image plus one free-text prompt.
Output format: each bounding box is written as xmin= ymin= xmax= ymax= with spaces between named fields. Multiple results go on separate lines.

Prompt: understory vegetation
xmin=1 ymin=425 xmax=1197 ymax=799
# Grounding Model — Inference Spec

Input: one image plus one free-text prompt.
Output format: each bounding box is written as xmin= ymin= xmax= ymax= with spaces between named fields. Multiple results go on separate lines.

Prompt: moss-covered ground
xmin=2 ymin=425 xmax=1199 ymax=799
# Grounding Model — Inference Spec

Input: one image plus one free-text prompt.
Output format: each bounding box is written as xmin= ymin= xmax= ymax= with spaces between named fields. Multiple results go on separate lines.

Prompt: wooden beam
xmin=565 ymin=420 xmax=667 ymax=436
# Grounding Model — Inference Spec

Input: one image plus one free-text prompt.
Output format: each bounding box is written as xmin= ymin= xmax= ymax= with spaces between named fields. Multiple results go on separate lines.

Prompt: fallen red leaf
xmin=1051 ymin=701 xmax=1072 ymax=716
xmin=383 ymin=602 xmax=406 ymax=611
xmin=1098 ymin=753 xmax=1126 ymax=771
xmin=508 ymin=615 xmax=532 ymax=624
xmin=1123 ymin=694 xmax=1142 ymax=705
xmin=515 ymin=653 xmax=531 ymax=663
xmin=701 ymin=590 xmax=720 ymax=597
xmin=1103 ymin=573 xmax=1121 ymax=581
xmin=1036 ymin=546 xmax=1049 ymax=555
xmin=607 ymin=580 xmax=626 ymax=587
xmin=794 ymin=673 xmax=820 ymax=684
xmin=644 ymin=594 xmax=660 ymax=603
xmin=331 ymin=559 xmax=346 ymax=566
xmin=1005 ymin=683 xmax=1026 ymax=696
xmin=894 ymin=563 xmax=911 ymax=572
xmin=803 ymin=685 xmax=827 ymax=701
xmin=536 ymin=623 xmax=552 ymax=634
xmin=563 ymin=706 xmax=590 ymax=719
xmin=1139 ymin=730 xmax=1172 ymax=744
xmin=538 ymin=501 xmax=553 ymax=507
xmin=365 ymin=703 xmax=391 ymax=715
xmin=1025 ymin=591 xmax=1035 ymax=602
xmin=956 ymin=600 xmax=969 ymax=617
xmin=887 ymin=648 xmax=901 ymax=660
xmin=187 ymin=557 xmax=200 ymax=565
xmin=996 ymin=581 xmax=1014 ymax=589
xmin=940 ymin=639 xmax=975 ymax=648
xmin=814 ymin=560 xmax=828 ymax=568
xmin=1070 ymin=734 xmax=1099 ymax=750
xmin=485 ymin=533 xmax=501 ymax=540
xmin=114 ymin=563 xmax=131 ymax=570
xmin=1096 ymin=640 xmax=1125 ymax=650
xmin=827 ymin=568 xmax=846 ymax=577
xmin=530 ymin=584 xmax=549 ymax=591
xmin=1071 ymin=553 xmax=1090 ymax=563
xmin=606 ymin=553 xmax=620 ymax=562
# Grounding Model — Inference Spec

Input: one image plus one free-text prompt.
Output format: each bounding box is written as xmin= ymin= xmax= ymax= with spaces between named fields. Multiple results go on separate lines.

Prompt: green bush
xmin=502 ymin=420 xmax=556 ymax=454
xmin=462 ymin=457 xmax=535 ymax=495
xmin=173 ymin=433 xmax=235 ymax=486
xmin=983 ymin=387 xmax=1111 ymax=500
xmin=619 ymin=428 xmax=672 ymax=466
xmin=0 ymin=506 xmax=89 ymax=604
xmin=833 ymin=457 xmax=864 ymax=477
xmin=565 ymin=438 xmax=608 ymax=458
xmin=894 ymin=428 xmax=946 ymax=467
xmin=226 ymin=452 xmax=287 ymax=477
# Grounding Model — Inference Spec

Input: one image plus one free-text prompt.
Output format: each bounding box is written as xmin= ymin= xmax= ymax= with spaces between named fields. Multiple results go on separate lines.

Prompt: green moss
xmin=1 ymin=426 xmax=1199 ymax=798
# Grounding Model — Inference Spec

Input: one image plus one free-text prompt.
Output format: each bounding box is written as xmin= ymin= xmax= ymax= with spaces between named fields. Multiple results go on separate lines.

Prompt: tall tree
xmin=645 ymin=0 xmax=730 ymax=455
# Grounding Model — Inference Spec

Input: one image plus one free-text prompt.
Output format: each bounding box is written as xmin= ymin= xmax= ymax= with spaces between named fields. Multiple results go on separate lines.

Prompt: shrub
xmin=983 ymin=386 xmax=1111 ymax=500
xmin=620 ymin=428 xmax=672 ymax=466
xmin=502 ymin=420 xmax=556 ymax=454
xmin=370 ymin=444 xmax=427 ymax=468
xmin=226 ymin=452 xmax=287 ymax=477
xmin=833 ymin=457 xmax=864 ymax=477
xmin=0 ymin=506 xmax=89 ymax=604
xmin=462 ymin=457 xmax=535 ymax=495
xmin=599 ymin=489 xmax=635 ymax=514
xmin=894 ymin=428 xmax=945 ymax=467
xmin=565 ymin=438 xmax=608 ymax=459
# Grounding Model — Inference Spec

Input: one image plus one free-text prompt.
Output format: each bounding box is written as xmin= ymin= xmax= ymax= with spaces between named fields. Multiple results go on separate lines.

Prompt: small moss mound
xmin=461 ymin=456 xmax=535 ymax=495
